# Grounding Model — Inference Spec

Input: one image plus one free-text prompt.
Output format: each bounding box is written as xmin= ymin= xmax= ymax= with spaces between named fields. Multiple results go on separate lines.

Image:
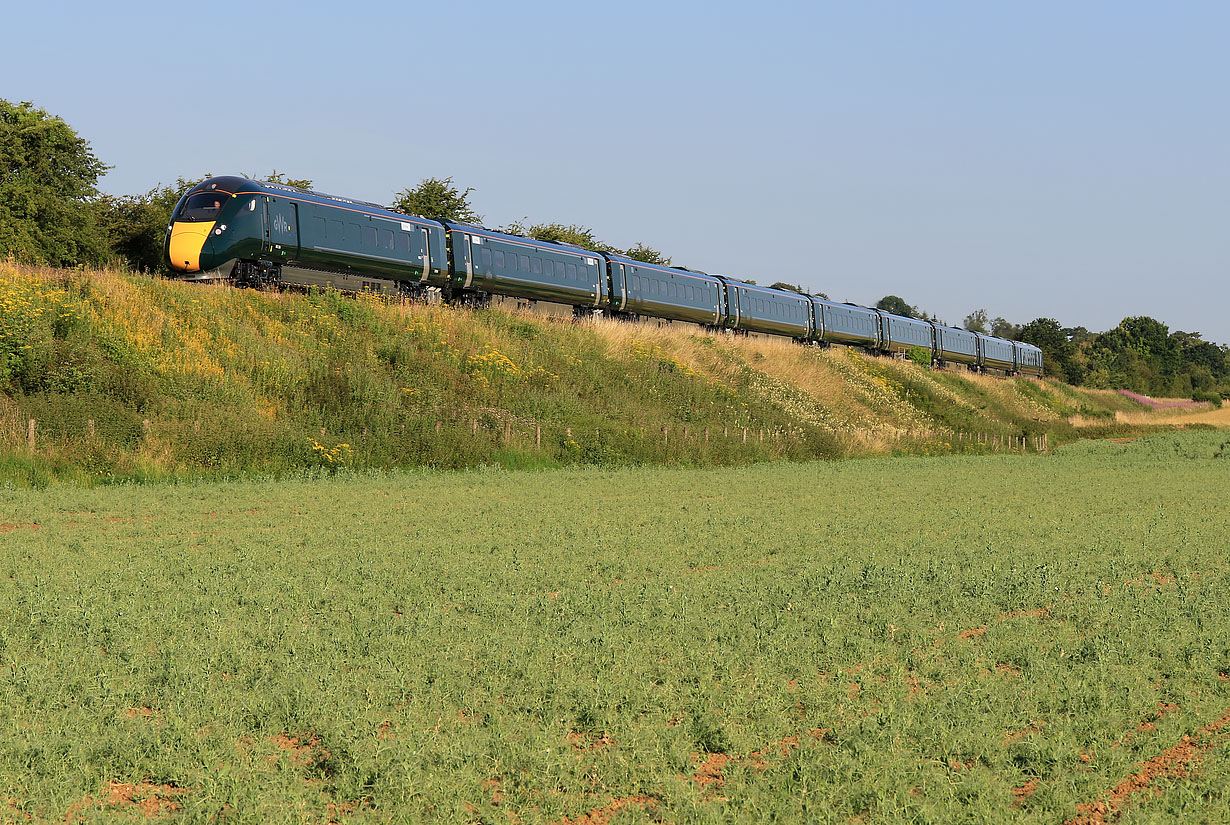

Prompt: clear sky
xmin=5 ymin=0 xmax=1227 ymax=342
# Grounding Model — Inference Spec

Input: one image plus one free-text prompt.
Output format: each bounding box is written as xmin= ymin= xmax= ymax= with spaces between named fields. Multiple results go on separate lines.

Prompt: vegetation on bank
xmin=2 ymin=432 xmax=1228 ymax=823
xmin=0 ymin=262 xmax=1216 ymax=486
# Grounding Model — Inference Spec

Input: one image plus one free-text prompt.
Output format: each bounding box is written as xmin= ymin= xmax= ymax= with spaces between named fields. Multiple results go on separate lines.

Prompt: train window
xmin=380 ymin=229 xmax=394 ymax=249
xmin=481 ymin=247 xmax=492 ymax=268
xmin=396 ymin=232 xmax=410 ymax=252
xmin=532 ymin=257 xmax=542 ymax=274
xmin=555 ymin=261 xmax=566 ymax=279
xmin=566 ymin=263 xmax=577 ymax=280
xmin=494 ymin=250 xmax=505 ymax=267
xmin=363 ymin=226 xmax=377 ymax=247
xmin=519 ymin=254 xmax=530 ymax=272
xmin=508 ymin=253 xmax=518 ymax=271
xmin=175 ymin=191 xmax=231 ymax=222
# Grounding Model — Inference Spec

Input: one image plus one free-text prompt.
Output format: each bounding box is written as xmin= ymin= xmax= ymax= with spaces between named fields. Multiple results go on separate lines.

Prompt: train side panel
xmin=813 ymin=300 xmax=880 ymax=348
xmin=619 ymin=261 xmax=723 ymax=324
xmin=443 ymin=223 xmax=605 ymax=307
xmin=723 ymin=281 xmax=811 ymax=338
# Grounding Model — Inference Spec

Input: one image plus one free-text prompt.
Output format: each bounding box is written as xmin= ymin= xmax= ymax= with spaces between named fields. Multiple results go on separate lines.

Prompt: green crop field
xmin=2 ymin=431 xmax=1229 ymax=823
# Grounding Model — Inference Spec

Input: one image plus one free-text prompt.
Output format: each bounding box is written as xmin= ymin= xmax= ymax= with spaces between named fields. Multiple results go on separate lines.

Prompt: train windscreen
xmin=175 ymin=192 xmax=232 ymax=222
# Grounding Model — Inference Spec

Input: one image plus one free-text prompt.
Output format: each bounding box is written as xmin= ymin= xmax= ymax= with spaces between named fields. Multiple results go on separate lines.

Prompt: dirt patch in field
xmin=270 ymin=733 xmax=331 ymax=771
xmin=0 ymin=522 xmax=39 ymax=533
xmin=1065 ymin=707 xmax=1230 ymax=825
xmin=1012 ymin=778 xmax=1039 ymax=807
xmin=560 ymin=795 xmax=657 ymax=825
xmin=959 ymin=626 xmax=987 ymax=640
xmin=1002 ymin=721 xmax=1047 ymax=746
xmin=567 ymin=732 xmax=615 ymax=752
xmin=65 ymin=780 xmax=186 ymax=821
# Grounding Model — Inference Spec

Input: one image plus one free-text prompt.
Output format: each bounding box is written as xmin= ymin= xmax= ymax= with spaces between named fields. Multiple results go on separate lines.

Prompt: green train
xmin=165 ymin=175 xmax=1043 ymax=375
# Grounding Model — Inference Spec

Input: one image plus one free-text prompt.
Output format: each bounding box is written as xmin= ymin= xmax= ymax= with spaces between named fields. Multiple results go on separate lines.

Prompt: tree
xmin=0 ymin=99 xmax=110 ymax=266
xmin=391 ymin=176 xmax=481 ymax=222
xmin=770 ymin=282 xmax=807 ymax=294
xmin=991 ymin=317 xmax=1021 ymax=340
xmin=251 ymin=170 xmax=313 ymax=189
xmin=875 ymin=295 xmax=917 ymax=318
xmin=502 ymin=220 xmax=611 ymax=252
xmin=625 ymin=242 xmax=670 ymax=265
xmin=963 ymin=309 xmax=989 ymax=333
xmin=1019 ymin=317 xmax=1080 ymax=383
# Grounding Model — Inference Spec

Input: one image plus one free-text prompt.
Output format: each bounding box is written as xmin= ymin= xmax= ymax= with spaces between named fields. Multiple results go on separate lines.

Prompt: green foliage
xmin=502 ymin=219 xmax=615 ymax=252
xmin=905 ymin=345 xmax=931 ymax=366
xmin=0 ymin=99 xmax=110 ymax=266
xmin=255 ymin=169 xmax=314 ymax=189
xmin=962 ymin=308 xmax=989 ymax=333
xmin=875 ymin=294 xmax=918 ymax=318
xmin=624 ymin=241 xmax=671 ymax=265
xmin=391 ymin=176 xmax=482 ymax=222
xmin=3 ymin=436 xmax=1230 ymax=820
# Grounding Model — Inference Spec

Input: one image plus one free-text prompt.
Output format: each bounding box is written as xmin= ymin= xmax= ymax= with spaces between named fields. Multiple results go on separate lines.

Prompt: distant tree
xmin=770 ymin=282 xmax=806 ymax=294
xmin=990 ymin=317 xmax=1021 ymax=339
xmin=625 ymin=242 xmax=670 ymax=265
xmin=253 ymin=170 xmax=313 ymax=189
xmin=963 ymin=309 xmax=989 ymax=334
xmin=392 ymin=176 xmax=481 ymax=222
xmin=1019 ymin=317 xmax=1080 ymax=383
xmin=875 ymin=295 xmax=917 ymax=318
xmin=0 ymin=99 xmax=110 ymax=266
xmin=502 ymin=220 xmax=613 ymax=252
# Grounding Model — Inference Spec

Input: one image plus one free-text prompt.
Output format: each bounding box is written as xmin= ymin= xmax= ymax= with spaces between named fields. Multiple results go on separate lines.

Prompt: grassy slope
xmin=1 ymin=431 xmax=1228 ymax=823
xmin=0 ymin=262 xmax=1215 ymax=485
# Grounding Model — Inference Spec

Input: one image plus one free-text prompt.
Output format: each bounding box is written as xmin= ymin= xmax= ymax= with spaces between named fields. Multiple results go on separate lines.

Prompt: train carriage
xmin=881 ymin=313 xmax=936 ymax=359
xmin=1014 ymin=341 xmax=1044 ymax=376
xmin=166 ymin=176 xmax=448 ymax=294
xmin=935 ymin=325 xmax=980 ymax=368
xmin=609 ymin=258 xmax=723 ymax=324
xmin=442 ymin=221 xmax=606 ymax=309
xmin=812 ymin=299 xmax=882 ymax=348
xmin=720 ymin=279 xmax=812 ymax=339
xmin=978 ymin=334 xmax=1016 ymax=373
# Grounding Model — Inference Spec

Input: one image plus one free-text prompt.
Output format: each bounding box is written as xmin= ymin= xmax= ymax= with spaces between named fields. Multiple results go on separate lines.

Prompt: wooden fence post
xmin=742 ymin=427 xmax=748 ymax=443
xmin=504 ymin=421 xmax=512 ymax=443
xmin=88 ymin=419 xmax=95 ymax=439
xmin=435 ymin=420 xmax=442 ymax=435
xmin=704 ymin=427 xmax=710 ymax=443
xmin=536 ymin=424 xmax=541 ymax=448
xmin=27 ymin=419 xmax=35 ymax=450
xmin=472 ymin=420 xmax=478 ymax=437
xmin=662 ymin=427 xmax=668 ymax=445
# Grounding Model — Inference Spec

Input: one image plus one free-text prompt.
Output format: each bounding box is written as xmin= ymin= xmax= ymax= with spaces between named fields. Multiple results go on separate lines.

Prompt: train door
xmin=264 ymin=199 xmax=300 ymax=260
xmin=613 ymin=262 xmax=628 ymax=311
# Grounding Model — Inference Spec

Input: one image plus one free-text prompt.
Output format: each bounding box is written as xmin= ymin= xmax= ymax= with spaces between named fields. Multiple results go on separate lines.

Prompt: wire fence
xmin=0 ymin=413 xmax=1049 ymax=457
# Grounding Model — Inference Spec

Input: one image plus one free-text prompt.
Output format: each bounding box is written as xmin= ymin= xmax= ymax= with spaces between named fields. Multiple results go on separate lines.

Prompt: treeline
xmin=2 ymin=98 xmax=1225 ymax=399
xmin=875 ymin=296 xmax=1228 ymax=402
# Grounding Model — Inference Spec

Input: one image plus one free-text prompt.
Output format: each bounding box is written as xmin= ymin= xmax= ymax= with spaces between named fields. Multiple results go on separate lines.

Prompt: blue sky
xmin=6 ymin=0 xmax=1227 ymax=342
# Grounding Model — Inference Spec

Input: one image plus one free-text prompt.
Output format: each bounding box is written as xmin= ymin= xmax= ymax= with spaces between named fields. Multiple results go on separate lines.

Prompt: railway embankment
xmin=0 ymin=262 xmax=1215 ymax=485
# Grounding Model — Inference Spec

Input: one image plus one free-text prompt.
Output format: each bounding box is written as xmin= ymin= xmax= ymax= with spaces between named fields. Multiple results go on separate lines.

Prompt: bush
xmin=1191 ymin=390 xmax=1223 ymax=407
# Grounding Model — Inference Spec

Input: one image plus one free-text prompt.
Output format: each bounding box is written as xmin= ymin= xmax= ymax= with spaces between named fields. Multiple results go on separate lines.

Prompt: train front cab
xmin=166 ymin=176 xmax=266 ymax=278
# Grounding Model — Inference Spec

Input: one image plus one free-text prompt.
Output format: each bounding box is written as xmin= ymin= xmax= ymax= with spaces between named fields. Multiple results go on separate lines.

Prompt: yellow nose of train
xmin=168 ymin=221 xmax=215 ymax=272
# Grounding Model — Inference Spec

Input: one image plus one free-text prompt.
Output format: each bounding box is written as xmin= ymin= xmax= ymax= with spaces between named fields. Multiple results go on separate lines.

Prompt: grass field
xmin=2 ymin=431 xmax=1229 ymax=823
